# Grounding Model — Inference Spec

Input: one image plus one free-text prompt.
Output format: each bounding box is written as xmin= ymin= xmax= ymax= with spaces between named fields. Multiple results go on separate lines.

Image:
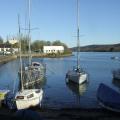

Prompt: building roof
xmin=43 ymin=46 xmax=64 ymax=50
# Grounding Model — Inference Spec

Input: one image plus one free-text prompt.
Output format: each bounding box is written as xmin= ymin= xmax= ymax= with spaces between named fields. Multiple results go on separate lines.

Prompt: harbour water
xmin=0 ymin=52 xmax=120 ymax=109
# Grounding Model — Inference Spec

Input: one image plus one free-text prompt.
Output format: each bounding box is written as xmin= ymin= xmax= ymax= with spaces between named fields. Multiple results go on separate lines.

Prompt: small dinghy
xmin=97 ymin=83 xmax=120 ymax=112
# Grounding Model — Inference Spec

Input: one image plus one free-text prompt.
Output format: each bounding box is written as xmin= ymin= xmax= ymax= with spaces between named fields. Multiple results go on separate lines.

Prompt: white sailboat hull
xmin=16 ymin=95 xmax=42 ymax=110
xmin=65 ymin=1 xmax=88 ymax=85
xmin=15 ymin=89 xmax=43 ymax=110
xmin=66 ymin=70 xmax=88 ymax=84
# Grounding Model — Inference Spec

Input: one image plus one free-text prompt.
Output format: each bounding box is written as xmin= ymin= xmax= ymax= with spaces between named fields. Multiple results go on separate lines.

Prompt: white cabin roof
xmin=43 ymin=46 xmax=64 ymax=50
xmin=16 ymin=89 xmax=41 ymax=97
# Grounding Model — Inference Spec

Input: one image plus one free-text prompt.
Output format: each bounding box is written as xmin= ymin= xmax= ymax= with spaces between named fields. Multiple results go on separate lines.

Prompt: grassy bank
xmin=17 ymin=53 xmax=73 ymax=58
xmin=0 ymin=53 xmax=72 ymax=65
xmin=0 ymin=55 xmax=17 ymax=64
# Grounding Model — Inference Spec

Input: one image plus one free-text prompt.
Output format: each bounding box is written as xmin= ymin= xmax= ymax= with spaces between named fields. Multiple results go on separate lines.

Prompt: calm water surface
xmin=0 ymin=52 xmax=120 ymax=109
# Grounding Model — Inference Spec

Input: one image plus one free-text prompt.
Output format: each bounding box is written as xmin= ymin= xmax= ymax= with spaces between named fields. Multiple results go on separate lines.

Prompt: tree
xmin=52 ymin=40 xmax=61 ymax=46
xmin=12 ymin=42 xmax=19 ymax=48
xmin=46 ymin=41 xmax=51 ymax=46
xmin=16 ymin=34 xmax=29 ymax=53
xmin=31 ymin=40 xmax=47 ymax=52
xmin=5 ymin=40 xmax=10 ymax=44
xmin=0 ymin=36 xmax=3 ymax=44
xmin=21 ymin=36 xmax=29 ymax=53
xmin=52 ymin=40 xmax=68 ymax=50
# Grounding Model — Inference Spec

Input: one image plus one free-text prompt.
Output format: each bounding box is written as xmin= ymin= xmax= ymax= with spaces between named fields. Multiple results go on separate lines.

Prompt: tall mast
xmin=77 ymin=0 xmax=80 ymax=69
xmin=18 ymin=14 xmax=24 ymax=91
xmin=28 ymin=0 xmax=31 ymax=65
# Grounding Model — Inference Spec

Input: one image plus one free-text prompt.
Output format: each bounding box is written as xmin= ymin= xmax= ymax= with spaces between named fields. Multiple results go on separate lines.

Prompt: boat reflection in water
xmin=112 ymin=78 xmax=120 ymax=89
xmin=112 ymin=69 xmax=120 ymax=81
xmin=21 ymin=76 xmax=47 ymax=90
xmin=66 ymin=81 xmax=88 ymax=106
xmin=66 ymin=81 xmax=88 ymax=96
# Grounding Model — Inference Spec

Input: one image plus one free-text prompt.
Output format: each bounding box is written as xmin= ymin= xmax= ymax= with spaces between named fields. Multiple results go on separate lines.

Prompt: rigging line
xmin=77 ymin=0 xmax=80 ymax=69
xmin=46 ymin=66 xmax=56 ymax=74
xmin=18 ymin=14 xmax=24 ymax=91
xmin=21 ymin=27 xmax=39 ymax=30
xmin=12 ymin=77 xmax=18 ymax=94
xmin=28 ymin=0 xmax=32 ymax=66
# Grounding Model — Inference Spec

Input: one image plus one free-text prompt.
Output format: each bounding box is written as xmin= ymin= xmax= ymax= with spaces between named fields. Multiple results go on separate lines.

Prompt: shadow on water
xmin=28 ymin=77 xmax=47 ymax=89
xmin=112 ymin=78 xmax=120 ymax=90
xmin=19 ymin=76 xmax=47 ymax=90
xmin=66 ymin=81 xmax=89 ymax=96
xmin=65 ymin=81 xmax=89 ymax=107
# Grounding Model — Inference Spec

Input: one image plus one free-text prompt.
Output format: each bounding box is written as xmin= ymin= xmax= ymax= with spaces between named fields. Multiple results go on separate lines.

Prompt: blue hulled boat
xmin=97 ymin=83 xmax=120 ymax=112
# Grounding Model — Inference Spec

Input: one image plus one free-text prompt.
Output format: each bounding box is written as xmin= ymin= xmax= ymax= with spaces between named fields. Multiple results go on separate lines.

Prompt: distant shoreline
xmin=0 ymin=55 xmax=17 ymax=64
xmin=0 ymin=53 xmax=73 ymax=65
xmin=0 ymin=51 xmax=118 ymax=65
xmin=71 ymin=43 xmax=120 ymax=52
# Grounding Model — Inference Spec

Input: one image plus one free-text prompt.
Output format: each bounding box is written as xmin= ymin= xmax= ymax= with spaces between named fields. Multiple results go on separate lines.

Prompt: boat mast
xmin=18 ymin=14 xmax=24 ymax=91
xmin=28 ymin=0 xmax=32 ymax=66
xmin=77 ymin=0 xmax=80 ymax=69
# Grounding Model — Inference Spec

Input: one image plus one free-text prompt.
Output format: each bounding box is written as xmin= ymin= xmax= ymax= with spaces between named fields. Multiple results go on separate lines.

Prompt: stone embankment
xmin=0 ymin=53 xmax=72 ymax=65
xmin=17 ymin=53 xmax=72 ymax=58
xmin=0 ymin=55 xmax=17 ymax=64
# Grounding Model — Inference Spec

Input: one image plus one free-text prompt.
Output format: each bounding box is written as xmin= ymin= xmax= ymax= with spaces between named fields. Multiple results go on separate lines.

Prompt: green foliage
xmin=72 ymin=44 xmax=120 ymax=52
xmin=31 ymin=40 xmax=71 ymax=53
xmin=52 ymin=40 xmax=68 ymax=50
xmin=46 ymin=41 xmax=51 ymax=46
xmin=5 ymin=35 xmax=71 ymax=54
xmin=17 ymin=34 xmax=29 ymax=53
xmin=52 ymin=40 xmax=61 ymax=45
xmin=5 ymin=40 xmax=10 ymax=44
xmin=0 ymin=36 xmax=3 ymax=44
xmin=31 ymin=40 xmax=48 ymax=52
xmin=12 ymin=42 xmax=19 ymax=48
xmin=31 ymin=40 xmax=68 ymax=52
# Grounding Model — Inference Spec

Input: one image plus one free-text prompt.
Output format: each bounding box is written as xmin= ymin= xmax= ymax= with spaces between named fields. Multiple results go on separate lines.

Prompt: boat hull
xmin=97 ymin=83 xmax=120 ymax=112
xmin=15 ymin=89 xmax=43 ymax=110
xmin=66 ymin=71 xmax=88 ymax=84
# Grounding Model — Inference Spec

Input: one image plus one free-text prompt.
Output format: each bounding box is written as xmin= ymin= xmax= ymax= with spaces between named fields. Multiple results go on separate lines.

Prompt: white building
xmin=43 ymin=46 xmax=64 ymax=54
xmin=0 ymin=44 xmax=18 ymax=54
xmin=9 ymin=38 xmax=18 ymax=45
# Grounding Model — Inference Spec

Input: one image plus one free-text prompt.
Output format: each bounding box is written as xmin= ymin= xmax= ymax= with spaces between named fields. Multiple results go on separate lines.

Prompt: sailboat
xmin=15 ymin=6 xmax=43 ymax=110
xmin=23 ymin=0 xmax=46 ymax=87
xmin=66 ymin=0 xmax=88 ymax=84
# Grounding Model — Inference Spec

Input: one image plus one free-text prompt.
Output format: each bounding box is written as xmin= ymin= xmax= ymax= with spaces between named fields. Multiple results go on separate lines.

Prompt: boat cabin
xmin=15 ymin=89 xmax=41 ymax=101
